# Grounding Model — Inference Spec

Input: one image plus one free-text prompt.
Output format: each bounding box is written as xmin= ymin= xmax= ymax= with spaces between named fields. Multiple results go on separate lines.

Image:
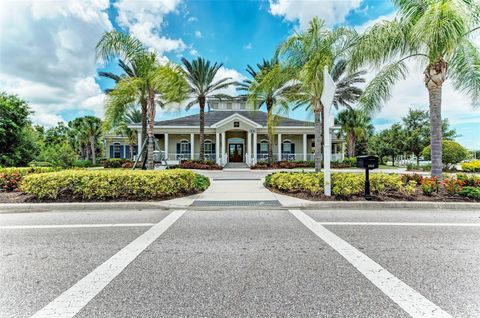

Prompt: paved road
xmin=1 ymin=208 xmax=480 ymax=317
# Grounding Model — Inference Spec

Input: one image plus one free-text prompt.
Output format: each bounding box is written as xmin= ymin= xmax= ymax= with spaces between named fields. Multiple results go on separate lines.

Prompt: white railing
xmin=221 ymin=153 xmax=228 ymax=166
xmin=255 ymin=153 xmax=344 ymax=162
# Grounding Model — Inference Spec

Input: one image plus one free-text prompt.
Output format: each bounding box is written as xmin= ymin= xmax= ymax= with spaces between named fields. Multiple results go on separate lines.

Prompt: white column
xmin=277 ymin=133 xmax=282 ymax=161
xmin=137 ymin=130 xmax=142 ymax=155
xmin=253 ymin=131 xmax=257 ymax=164
xmin=303 ymin=133 xmax=307 ymax=161
xmin=190 ymin=133 xmax=195 ymax=160
xmin=164 ymin=133 xmax=168 ymax=160
xmin=341 ymin=143 xmax=345 ymax=161
xmin=215 ymin=132 xmax=220 ymax=164
xmin=247 ymin=132 xmax=252 ymax=158
xmin=221 ymin=132 xmax=226 ymax=162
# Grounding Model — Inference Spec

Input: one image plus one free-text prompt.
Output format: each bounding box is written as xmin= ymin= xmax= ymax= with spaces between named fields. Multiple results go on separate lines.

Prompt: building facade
xmin=106 ymin=100 xmax=345 ymax=166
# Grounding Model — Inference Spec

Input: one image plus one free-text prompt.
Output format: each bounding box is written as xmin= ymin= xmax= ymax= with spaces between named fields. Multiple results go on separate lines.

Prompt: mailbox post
xmin=356 ymin=155 xmax=379 ymax=200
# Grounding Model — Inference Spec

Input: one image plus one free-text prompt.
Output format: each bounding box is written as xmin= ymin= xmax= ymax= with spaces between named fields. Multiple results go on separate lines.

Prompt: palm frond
xmin=96 ymin=30 xmax=145 ymax=64
xmin=449 ymin=39 xmax=480 ymax=106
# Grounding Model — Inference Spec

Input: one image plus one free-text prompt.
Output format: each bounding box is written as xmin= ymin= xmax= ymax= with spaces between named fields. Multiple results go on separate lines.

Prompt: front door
xmin=229 ymin=143 xmax=243 ymax=162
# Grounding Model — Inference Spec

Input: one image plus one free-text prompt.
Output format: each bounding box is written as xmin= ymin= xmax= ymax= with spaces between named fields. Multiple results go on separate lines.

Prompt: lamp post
xmin=321 ymin=65 xmax=336 ymax=197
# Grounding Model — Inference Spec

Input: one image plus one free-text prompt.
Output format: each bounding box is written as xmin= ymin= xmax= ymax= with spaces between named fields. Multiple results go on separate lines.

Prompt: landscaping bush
xmin=21 ymin=169 xmax=209 ymax=201
xmin=459 ymin=186 xmax=480 ymax=200
xmin=462 ymin=160 xmax=480 ymax=172
xmin=422 ymin=140 xmax=468 ymax=169
xmin=457 ymin=173 xmax=480 ymax=187
xmin=251 ymin=161 xmax=314 ymax=169
xmin=265 ymin=172 xmax=409 ymax=197
xmin=342 ymin=157 xmax=357 ymax=167
xmin=102 ymin=158 xmax=133 ymax=168
xmin=73 ymin=160 xmax=93 ymax=168
xmin=0 ymin=167 xmax=60 ymax=192
xmin=174 ymin=160 xmax=222 ymax=170
xmin=420 ymin=177 xmax=440 ymax=196
xmin=442 ymin=177 xmax=464 ymax=195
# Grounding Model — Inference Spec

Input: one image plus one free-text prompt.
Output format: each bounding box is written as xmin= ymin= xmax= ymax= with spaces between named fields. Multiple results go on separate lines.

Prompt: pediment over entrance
xmin=211 ymin=113 xmax=262 ymax=131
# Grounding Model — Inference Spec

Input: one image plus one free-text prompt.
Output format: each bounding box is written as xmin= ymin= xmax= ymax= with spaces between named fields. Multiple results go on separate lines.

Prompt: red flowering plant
xmin=442 ymin=177 xmax=464 ymax=195
xmin=420 ymin=177 xmax=440 ymax=196
xmin=0 ymin=172 xmax=22 ymax=192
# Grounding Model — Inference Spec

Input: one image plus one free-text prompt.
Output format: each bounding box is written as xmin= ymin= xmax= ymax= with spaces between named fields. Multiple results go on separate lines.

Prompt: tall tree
xmin=336 ymin=108 xmax=373 ymax=157
xmin=78 ymin=116 xmax=103 ymax=165
xmin=237 ymin=58 xmax=293 ymax=164
xmin=350 ymin=0 xmax=480 ymax=178
xmin=181 ymin=57 xmax=236 ymax=160
xmin=277 ymin=19 xmax=360 ymax=172
xmin=96 ymin=31 xmax=188 ymax=169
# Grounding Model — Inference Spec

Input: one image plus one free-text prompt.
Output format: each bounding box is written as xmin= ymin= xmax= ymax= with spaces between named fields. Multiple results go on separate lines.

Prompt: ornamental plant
xmin=461 ymin=160 xmax=480 ymax=172
xmin=442 ymin=177 xmax=464 ymax=195
xmin=420 ymin=177 xmax=440 ymax=196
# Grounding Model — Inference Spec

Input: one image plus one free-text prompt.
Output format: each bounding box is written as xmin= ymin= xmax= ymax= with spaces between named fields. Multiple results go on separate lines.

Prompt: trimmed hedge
xmin=0 ymin=167 xmax=60 ymax=192
xmin=462 ymin=160 xmax=480 ymax=172
xmin=21 ymin=169 xmax=209 ymax=201
xmin=174 ymin=160 xmax=222 ymax=170
xmin=102 ymin=159 xmax=134 ymax=168
xmin=265 ymin=172 xmax=415 ymax=197
xmin=251 ymin=161 xmax=314 ymax=169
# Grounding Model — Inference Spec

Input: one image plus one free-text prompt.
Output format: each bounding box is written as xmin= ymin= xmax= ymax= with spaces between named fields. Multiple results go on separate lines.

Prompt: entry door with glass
xmin=229 ymin=144 xmax=243 ymax=162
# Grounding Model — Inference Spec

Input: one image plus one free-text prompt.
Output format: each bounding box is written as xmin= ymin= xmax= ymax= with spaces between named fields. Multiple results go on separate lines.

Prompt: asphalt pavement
xmin=1 ymin=208 xmax=479 ymax=317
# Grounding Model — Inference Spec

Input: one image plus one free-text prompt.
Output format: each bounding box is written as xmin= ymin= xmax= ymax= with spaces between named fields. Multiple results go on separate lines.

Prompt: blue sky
xmin=1 ymin=0 xmax=478 ymax=149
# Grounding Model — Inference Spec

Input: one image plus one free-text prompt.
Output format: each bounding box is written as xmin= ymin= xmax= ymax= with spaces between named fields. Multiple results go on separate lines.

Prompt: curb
xmin=0 ymin=201 xmax=479 ymax=213
xmin=284 ymin=201 xmax=480 ymax=210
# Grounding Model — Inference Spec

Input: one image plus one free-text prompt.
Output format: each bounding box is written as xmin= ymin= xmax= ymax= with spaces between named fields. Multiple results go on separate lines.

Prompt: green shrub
xmin=457 ymin=173 xmax=480 ymax=187
xmin=73 ymin=160 xmax=93 ymax=168
xmin=420 ymin=177 xmax=440 ymax=196
xmin=422 ymin=140 xmax=468 ymax=169
xmin=102 ymin=159 xmax=133 ymax=168
xmin=265 ymin=172 xmax=408 ymax=197
xmin=462 ymin=160 xmax=480 ymax=172
xmin=442 ymin=177 xmax=464 ymax=195
xmin=174 ymin=159 xmax=222 ymax=170
xmin=342 ymin=157 xmax=357 ymax=167
xmin=0 ymin=167 xmax=60 ymax=192
xmin=21 ymin=169 xmax=208 ymax=201
xmin=459 ymin=187 xmax=480 ymax=200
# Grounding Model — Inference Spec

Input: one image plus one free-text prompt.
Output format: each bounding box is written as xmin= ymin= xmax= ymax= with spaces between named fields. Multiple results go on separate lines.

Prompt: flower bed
xmin=172 ymin=160 xmax=222 ymax=170
xmin=462 ymin=160 xmax=480 ymax=172
xmin=0 ymin=167 xmax=60 ymax=192
xmin=265 ymin=172 xmax=480 ymax=201
xmin=21 ymin=169 xmax=209 ymax=201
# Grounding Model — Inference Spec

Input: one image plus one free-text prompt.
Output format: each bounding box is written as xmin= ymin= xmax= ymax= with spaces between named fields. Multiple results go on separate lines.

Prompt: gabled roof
xmin=150 ymin=110 xmax=314 ymax=127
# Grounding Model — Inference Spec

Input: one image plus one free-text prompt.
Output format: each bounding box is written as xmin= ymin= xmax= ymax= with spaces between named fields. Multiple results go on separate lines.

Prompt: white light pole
xmin=321 ymin=65 xmax=336 ymax=197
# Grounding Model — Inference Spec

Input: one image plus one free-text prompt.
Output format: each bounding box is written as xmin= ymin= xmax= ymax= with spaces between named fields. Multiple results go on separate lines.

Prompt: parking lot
xmin=1 ymin=208 xmax=480 ymax=317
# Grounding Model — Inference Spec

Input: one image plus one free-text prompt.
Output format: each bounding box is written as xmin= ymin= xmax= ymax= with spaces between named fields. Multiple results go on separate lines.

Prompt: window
xmin=180 ymin=140 xmax=190 ymax=154
xmin=282 ymin=140 xmax=293 ymax=153
xmin=226 ymin=102 xmax=233 ymax=110
xmin=234 ymin=121 xmax=240 ymax=127
xmin=259 ymin=140 xmax=268 ymax=153
xmin=205 ymin=139 xmax=213 ymax=153
xmin=113 ymin=143 xmax=121 ymax=158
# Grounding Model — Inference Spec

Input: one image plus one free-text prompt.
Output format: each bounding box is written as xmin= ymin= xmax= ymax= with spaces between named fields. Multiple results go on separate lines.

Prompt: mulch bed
xmin=267 ymin=186 xmax=478 ymax=202
xmin=0 ymin=192 xmax=34 ymax=203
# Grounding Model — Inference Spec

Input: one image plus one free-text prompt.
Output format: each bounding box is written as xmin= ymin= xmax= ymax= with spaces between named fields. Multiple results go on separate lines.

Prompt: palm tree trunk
xmin=90 ymin=136 xmax=96 ymax=165
xmin=314 ymin=103 xmax=322 ymax=172
xmin=347 ymin=132 xmax=355 ymax=157
xmin=146 ymin=90 xmax=156 ymax=170
xmin=141 ymin=98 xmax=147 ymax=162
xmin=266 ymin=102 xmax=274 ymax=165
xmin=424 ymin=59 xmax=447 ymax=179
xmin=199 ymin=96 xmax=206 ymax=161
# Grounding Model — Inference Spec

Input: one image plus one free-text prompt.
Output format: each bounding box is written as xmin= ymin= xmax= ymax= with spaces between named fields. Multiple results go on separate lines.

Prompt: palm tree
xmin=181 ymin=57 xmax=236 ymax=160
xmin=114 ymin=105 xmax=142 ymax=159
xmin=336 ymin=108 xmax=372 ymax=157
xmin=98 ymin=59 xmax=147 ymax=149
xmin=237 ymin=58 xmax=294 ymax=164
xmin=78 ymin=116 xmax=103 ymax=165
xmin=350 ymin=0 xmax=480 ymax=178
xmin=277 ymin=18 xmax=358 ymax=172
xmin=96 ymin=31 xmax=188 ymax=169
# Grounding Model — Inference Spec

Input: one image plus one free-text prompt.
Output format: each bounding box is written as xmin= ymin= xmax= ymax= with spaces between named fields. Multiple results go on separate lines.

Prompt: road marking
xmin=0 ymin=223 xmax=155 ymax=230
xmin=317 ymin=221 xmax=480 ymax=227
xmin=30 ymin=209 xmax=186 ymax=318
xmin=289 ymin=209 xmax=453 ymax=318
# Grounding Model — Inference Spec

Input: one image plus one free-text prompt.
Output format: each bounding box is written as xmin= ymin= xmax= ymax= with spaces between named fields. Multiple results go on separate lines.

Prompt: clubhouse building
xmin=104 ymin=100 xmax=346 ymax=167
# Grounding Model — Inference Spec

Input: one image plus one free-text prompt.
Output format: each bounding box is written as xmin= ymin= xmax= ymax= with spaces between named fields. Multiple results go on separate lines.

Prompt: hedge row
xmin=0 ymin=167 xmax=61 ymax=192
xmin=21 ymin=169 xmax=209 ymax=201
xmin=265 ymin=172 xmax=480 ymax=199
xmin=462 ymin=160 xmax=480 ymax=172
xmin=265 ymin=172 xmax=415 ymax=197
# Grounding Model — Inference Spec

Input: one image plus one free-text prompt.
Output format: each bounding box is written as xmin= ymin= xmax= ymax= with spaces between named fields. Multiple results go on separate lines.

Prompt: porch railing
xmin=256 ymin=153 xmax=344 ymax=162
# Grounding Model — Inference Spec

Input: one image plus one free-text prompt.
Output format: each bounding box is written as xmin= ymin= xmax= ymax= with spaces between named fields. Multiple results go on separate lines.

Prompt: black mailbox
xmin=356 ymin=155 xmax=379 ymax=169
xmin=356 ymin=155 xmax=379 ymax=200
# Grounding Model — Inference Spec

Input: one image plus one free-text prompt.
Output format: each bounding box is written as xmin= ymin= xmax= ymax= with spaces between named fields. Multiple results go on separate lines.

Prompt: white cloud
xmin=244 ymin=43 xmax=252 ymax=50
xmin=0 ymin=0 xmax=112 ymax=127
xmin=189 ymin=49 xmax=199 ymax=56
xmin=213 ymin=67 xmax=247 ymax=96
xmin=194 ymin=30 xmax=202 ymax=38
xmin=268 ymin=0 xmax=363 ymax=29
xmin=114 ymin=0 xmax=186 ymax=54
xmin=187 ymin=16 xmax=198 ymax=23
